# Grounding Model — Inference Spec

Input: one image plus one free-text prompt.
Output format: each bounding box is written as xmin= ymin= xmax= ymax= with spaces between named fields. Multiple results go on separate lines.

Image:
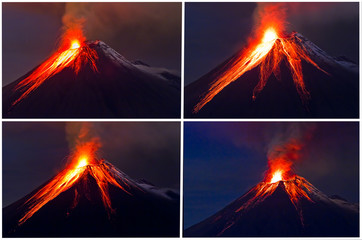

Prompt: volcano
xmin=185 ymin=31 xmax=358 ymax=118
xmin=3 ymin=39 xmax=180 ymax=118
xmin=184 ymin=176 xmax=359 ymax=237
xmin=3 ymin=158 xmax=180 ymax=237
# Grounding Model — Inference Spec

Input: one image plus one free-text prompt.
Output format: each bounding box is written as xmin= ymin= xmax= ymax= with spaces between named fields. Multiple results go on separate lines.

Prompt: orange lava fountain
xmin=12 ymin=27 xmax=98 ymax=106
xmin=193 ymin=18 xmax=328 ymax=113
xmin=18 ymin=140 xmax=133 ymax=226
xmin=270 ymin=170 xmax=283 ymax=183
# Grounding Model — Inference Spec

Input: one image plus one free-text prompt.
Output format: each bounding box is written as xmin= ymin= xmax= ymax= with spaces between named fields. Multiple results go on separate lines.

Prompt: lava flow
xmin=18 ymin=140 xmax=133 ymax=226
xmin=235 ymin=175 xmax=314 ymax=216
xmin=193 ymin=21 xmax=328 ymax=113
xmin=12 ymin=27 xmax=98 ymax=106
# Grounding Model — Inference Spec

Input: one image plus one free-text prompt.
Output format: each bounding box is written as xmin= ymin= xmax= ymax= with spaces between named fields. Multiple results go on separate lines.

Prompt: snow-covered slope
xmin=292 ymin=33 xmax=358 ymax=73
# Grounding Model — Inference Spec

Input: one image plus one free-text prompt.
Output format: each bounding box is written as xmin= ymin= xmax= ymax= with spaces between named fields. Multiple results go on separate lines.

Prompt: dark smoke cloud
xmin=266 ymin=123 xmax=315 ymax=156
xmin=65 ymin=122 xmax=99 ymax=149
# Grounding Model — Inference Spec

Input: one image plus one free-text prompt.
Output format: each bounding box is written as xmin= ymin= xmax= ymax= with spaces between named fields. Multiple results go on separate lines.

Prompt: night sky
xmin=184 ymin=122 xmax=359 ymax=229
xmin=2 ymin=2 xmax=181 ymax=86
xmin=3 ymin=122 xmax=180 ymax=207
xmin=185 ymin=2 xmax=359 ymax=85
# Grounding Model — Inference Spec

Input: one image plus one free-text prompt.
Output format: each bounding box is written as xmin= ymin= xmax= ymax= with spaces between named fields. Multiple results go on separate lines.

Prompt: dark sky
xmin=2 ymin=2 xmax=181 ymax=86
xmin=3 ymin=122 xmax=180 ymax=207
xmin=185 ymin=2 xmax=359 ymax=85
xmin=184 ymin=122 xmax=359 ymax=229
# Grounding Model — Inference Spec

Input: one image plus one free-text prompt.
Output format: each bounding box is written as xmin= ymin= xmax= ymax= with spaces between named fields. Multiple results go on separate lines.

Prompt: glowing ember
xmin=262 ymin=28 xmax=278 ymax=43
xmin=12 ymin=27 xmax=98 ymax=106
xmin=76 ymin=157 xmax=88 ymax=168
xmin=71 ymin=40 xmax=81 ymax=49
xmin=192 ymin=19 xmax=328 ymax=113
xmin=18 ymin=138 xmax=133 ymax=226
xmin=270 ymin=170 xmax=283 ymax=183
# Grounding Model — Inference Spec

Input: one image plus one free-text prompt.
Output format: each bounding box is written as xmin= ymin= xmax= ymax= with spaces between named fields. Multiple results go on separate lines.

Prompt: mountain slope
xmin=184 ymin=176 xmax=358 ymax=237
xmin=3 ymin=160 xmax=179 ymax=237
xmin=185 ymin=33 xmax=358 ymax=118
xmin=3 ymin=41 xmax=180 ymax=118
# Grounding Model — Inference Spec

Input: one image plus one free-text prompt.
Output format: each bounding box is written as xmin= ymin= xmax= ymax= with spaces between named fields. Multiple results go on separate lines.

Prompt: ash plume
xmin=252 ymin=3 xmax=287 ymax=39
xmin=60 ymin=15 xmax=85 ymax=47
xmin=65 ymin=122 xmax=101 ymax=157
xmin=265 ymin=123 xmax=316 ymax=180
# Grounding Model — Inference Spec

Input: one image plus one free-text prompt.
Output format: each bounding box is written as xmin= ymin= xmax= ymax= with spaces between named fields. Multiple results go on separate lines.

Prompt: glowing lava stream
xmin=18 ymin=150 xmax=133 ymax=226
xmin=12 ymin=30 xmax=98 ymax=106
xmin=193 ymin=27 xmax=328 ymax=113
xmin=270 ymin=169 xmax=283 ymax=183
xmin=235 ymin=174 xmax=314 ymax=215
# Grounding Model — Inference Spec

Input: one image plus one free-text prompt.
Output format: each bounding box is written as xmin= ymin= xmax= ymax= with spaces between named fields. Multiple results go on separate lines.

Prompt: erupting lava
xmin=262 ymin=28 xmax=278 ymax=43
xmin=193 ymin=22 xmax=328 ymax=113
xmin=18 ymin=139 xmax=133 ymax=226
xmin=12 ymin=27 xmax=98 ymax=106
xmin=76 ymin=157 xmax=88 ymax=168
xmin=270 ymin=169 xmax=283 ymax=183
xmin=71 ymin=40 xmax=81 ymax=49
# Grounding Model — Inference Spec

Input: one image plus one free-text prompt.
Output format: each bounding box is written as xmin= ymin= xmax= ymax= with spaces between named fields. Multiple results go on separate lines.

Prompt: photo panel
xmin=185 ymin=2 xmax=359 ymax=118
xmin=184 ymin=122 xmax=359 ymax=237
xmin=3 ymin=121 xmax=180 ymax=237
xmin=3 ymin=2 xmax=181 ymax=118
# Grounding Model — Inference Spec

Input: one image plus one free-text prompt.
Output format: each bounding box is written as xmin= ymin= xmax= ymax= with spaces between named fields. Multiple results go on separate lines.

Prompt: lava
xmin=12 ymin=27 xmax=98 ymax=106
xmin=270 ymin=170 xmax=283 ymax=183
xmin=262 ymin=28 xmax=278 ymax=43
xmin=76 ymin=157 xmax=88 ymax=168
xmin=235 ymin=176 xmax=314 ymax=220
xmin=18 ymin=139 xmax=133 ymax=226
xmin=192 ymin=19 xmax=328 ymax=113
xmin=71 ymin=40 xmax=81 ymax=49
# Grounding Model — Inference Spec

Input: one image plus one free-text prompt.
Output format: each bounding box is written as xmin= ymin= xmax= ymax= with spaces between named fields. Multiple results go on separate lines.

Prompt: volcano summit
xmin=3 ymin=39 xmax=180 ymax=118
